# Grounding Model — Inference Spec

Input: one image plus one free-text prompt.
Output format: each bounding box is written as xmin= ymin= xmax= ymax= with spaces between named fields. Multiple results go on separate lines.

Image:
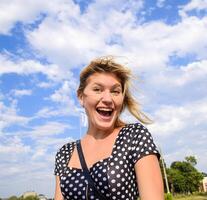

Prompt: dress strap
xmin=76 ymin=140 xmax=108 ymax=200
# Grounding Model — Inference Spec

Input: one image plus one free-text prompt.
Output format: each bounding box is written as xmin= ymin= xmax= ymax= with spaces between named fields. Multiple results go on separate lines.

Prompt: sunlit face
xmin=79 ymin=72 xmax=124 ymax=132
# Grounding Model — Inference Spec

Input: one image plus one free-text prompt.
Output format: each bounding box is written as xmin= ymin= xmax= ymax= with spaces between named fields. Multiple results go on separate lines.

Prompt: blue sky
xmin=0 ymin=0 xmax=207 ymax=198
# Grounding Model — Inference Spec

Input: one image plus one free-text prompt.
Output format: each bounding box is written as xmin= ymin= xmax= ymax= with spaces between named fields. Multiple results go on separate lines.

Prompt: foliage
xmin=8 ymin=196 xmax=19 ymax=200
xmin=165 ymin=193 xmax=173 ymax=200
xmin=5 ymin=195 xmax=40 ymax=200
xmin=185 ymin=156 xmax=197 ymax=166
xmin=202 ymin=172 xmax=207 ymax=177
xmin=167 ymin=156 xmax=203 ymax=194
xmin=173 ymin=193 xmax=207 ymax=200
xmin=23 ymin=196 xmax=39 ymax=200
xmin=193 ymin=192 xmax=207 ymax=196
xmin=11 ymin=195 xmax=40 ymax=200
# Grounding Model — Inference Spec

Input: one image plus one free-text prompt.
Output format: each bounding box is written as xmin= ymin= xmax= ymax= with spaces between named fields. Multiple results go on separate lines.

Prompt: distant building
xmin=203 ymin=177 xmax=207 ymax=192
xmin=23 ymin=191 xmax=37 ymax=198
xmin=22 ymin=192 xmax=48 ymax=200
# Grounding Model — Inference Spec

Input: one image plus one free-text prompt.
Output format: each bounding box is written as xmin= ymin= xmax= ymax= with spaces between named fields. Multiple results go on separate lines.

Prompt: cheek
xmin=82 ymin=96 xmax=97 ymax=108
xmin=115 ymin=97 xmax=124 ymax=109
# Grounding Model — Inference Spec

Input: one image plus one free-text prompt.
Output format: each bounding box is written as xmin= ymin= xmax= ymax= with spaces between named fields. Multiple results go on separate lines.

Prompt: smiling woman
xmin=54 ymin=56 xmax=164 ymax=200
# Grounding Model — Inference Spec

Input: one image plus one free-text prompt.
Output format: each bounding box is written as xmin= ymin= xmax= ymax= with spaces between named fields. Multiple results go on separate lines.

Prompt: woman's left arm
xmin=135 ymin=154 xmax=164 ymax=200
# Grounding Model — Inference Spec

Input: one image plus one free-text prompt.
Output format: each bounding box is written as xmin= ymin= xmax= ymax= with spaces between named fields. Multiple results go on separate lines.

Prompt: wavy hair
xmin=77 ymin=56 xmax=152 ymax=126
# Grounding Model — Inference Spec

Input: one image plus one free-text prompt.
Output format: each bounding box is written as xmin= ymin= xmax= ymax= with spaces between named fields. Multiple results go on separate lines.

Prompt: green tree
xmin=18 ymin=196 xmax=24 ymax=200
xmin=167 ymin=167 xmax=186 ymax=193
xmin=168 ymin=158 xmax=203 ymax=194
xmin=202 ymin=172 xmax=207 ymax=177
xmin=185 ymin=156 xmax=197 ymax=166
xmin=24 ymin=196 xmax=39 ymax=200
xmin=8 ymin=196 xmax=18 ymax=200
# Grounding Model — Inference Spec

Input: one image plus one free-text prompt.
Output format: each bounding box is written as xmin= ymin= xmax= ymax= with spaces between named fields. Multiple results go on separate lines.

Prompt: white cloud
xmin=37 ymin=81 xmax=54 ymax=88
xmin=35 ymin=107 xmax=66 ymax=118
xmin=27 ymin=17 xmax=106 ymax=68
xmin=34 ymin=80 xmax=80 ymax=118
xmin=13 ymin=89 xmax=32 ymax=97
xmin=0 ymin=0 xmax=80 ymax=35
xmin=1 ymin=0 xmax=207 ymax=73
xmin=24 ymin=0 xmax=144 ymax=68
xmin=148 ymin=98 xmax=207 ymax=171
xmin=0 ymin=156 xmax=55 ymax=197
xmin=148 ymin=59 xmax=207 ymax=89
xmin=0 ymin=100 xmax=30 ymax=132
xmin=179 ymin=0 xmax=207 ymax=18
xmin=34 ymin=136 xmax=74 ymax=149
xmin=172 ymin=60 xmax=207 ymax=86
xmin=0 ymin=0 xmax=43 ymax=34
xmin=156 ymin=0 xmax=165 ymax=8
xmin=50 ymin=81 xmax=76 ymax=103
xmin=28 ymin=121 xmax=71 ymax=138
xmin=0 ymin=123 xmax=74 ymax=197
xmin=24 ymin=1 xmax=207 ymax=73
xmin=0 ymin=54 xmax=74 ymax=82
xmin=149 ymin=98 xmax=207 ymax=136
xmin=0 ymin=135 xmax=31 ymax=155
xmin=136 ymin=57 xmax=207 ymax=111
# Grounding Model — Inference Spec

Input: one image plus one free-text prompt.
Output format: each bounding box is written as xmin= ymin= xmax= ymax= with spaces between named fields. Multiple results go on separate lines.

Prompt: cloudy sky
xmin=0 ymin=0 xmax=207 ymax=198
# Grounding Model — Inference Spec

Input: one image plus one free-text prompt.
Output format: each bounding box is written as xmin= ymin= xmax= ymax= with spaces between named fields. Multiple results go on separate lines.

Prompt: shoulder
xmin=127 ymin=123 xmax=160 ymax=161
xmin=55 ymin=141 xmax=75 ymax=160
xmin=118 ymin=122 xmax=151 ymax=147
xmin=122 ymin=122 xmax=156 ymax=148
xmin=54 ymin=141 xmax=75 ymax=176
xmin=123 ymin=122 xmax=149 ymax=136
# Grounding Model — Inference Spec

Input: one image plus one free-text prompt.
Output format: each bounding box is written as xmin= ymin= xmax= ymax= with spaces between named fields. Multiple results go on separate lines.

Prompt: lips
xmin=96 ymin=107 xmax=113 ymax=117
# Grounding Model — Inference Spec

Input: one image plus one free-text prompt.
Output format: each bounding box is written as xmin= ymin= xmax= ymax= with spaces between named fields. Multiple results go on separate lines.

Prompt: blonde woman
xmin=54 ymin=57 xmax=164 ymax=200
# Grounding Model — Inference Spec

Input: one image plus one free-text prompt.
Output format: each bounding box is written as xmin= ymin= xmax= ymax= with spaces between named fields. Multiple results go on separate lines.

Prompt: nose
xmin=101 ymin=90 xmax=113 ymax=104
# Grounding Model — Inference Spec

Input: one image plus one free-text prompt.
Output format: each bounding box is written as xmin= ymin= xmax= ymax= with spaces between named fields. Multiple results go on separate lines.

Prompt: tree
xmin=168 ymin=157 xmax=203 ymax=194
xmin=167 ymin=167 xmax=186 ymax=193
xmin=23 ymin=196 xmax=39 ymax=200
xmin=202 ymin=172 xmax=207 ymax=177
xmin=185 ymin=156 xmax=197 ymax=166
xmin=8 ymin=196 xmax=18 ymax=200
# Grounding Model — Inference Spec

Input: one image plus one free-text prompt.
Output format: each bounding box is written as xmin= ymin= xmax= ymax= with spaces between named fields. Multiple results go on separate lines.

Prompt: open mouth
xmin=96 ymin=107 xmax=113 ymax=117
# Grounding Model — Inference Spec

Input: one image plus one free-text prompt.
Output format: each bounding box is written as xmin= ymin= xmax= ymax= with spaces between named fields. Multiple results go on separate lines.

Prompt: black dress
xmin=54 ymin=123 xmax=160 ymax=200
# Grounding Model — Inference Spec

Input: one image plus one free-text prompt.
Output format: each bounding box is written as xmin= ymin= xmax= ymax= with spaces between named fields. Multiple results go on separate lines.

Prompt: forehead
xmin=86 ymin=72 xmax=121 ymax=86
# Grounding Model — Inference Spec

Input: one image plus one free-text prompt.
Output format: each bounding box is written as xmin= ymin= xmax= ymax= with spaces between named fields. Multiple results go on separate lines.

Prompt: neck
xmin=85 ymin=125 xmax=115 ymax=140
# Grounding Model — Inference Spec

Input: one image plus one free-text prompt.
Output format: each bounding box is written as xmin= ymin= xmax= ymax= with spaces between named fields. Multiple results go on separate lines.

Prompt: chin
xmin=94 ymin=119 xmax=117 ymax=131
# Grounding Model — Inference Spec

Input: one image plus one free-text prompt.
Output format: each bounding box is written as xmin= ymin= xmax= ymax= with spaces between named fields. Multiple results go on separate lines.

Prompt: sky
xmin=0 ymin=0 xmax=207 ymax=198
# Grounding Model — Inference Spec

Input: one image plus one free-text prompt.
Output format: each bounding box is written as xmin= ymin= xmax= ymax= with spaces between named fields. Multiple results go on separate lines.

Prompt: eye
xmin=112 ymin=90 xmax=121 ymax=95
xmin=93 ymin=87 xmax=102 ymax=93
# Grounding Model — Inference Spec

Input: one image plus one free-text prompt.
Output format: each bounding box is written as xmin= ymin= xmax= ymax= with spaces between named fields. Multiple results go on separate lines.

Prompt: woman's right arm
xmin=54 ymin=176 xmax=63 ymax=200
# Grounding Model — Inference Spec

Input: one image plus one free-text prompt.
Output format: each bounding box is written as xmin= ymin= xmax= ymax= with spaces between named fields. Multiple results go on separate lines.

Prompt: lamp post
xmin=159 ymin=147 xmax=170 ymax=193
xmin=77 ymin=108 xmax=87 ymax=138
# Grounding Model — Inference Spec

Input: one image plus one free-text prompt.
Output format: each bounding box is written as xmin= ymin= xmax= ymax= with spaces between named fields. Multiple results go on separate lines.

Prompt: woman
xmin=54 ymin=57 xmax=164 ymax=200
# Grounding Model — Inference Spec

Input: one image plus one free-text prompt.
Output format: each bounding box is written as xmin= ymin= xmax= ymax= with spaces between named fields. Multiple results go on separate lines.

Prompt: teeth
xmin=96 ymin=107 xmax=113 ymax=117
xmin=97 ymin=108 xmax=113 ymax=111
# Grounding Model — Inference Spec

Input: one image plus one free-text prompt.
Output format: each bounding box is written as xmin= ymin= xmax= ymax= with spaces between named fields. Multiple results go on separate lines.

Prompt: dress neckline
xmin=66 ymin=125 xmax=126 ymax=171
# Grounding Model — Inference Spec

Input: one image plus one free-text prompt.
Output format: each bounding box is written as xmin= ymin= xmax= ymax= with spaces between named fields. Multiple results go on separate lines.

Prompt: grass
xmin=174 ymin=194 xmax=207 ymax=200
xmin=138 ymin=193 xmax=207 ymax=200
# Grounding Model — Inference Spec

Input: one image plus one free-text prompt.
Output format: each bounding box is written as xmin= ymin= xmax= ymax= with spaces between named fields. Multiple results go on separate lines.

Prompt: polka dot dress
xmin=54 ymin=123 xmax=160 ymax=200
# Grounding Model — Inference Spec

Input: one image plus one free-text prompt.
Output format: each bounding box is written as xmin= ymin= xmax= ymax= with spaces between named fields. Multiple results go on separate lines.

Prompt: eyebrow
xmin=92 ymin=83 xmax=122 ymax=88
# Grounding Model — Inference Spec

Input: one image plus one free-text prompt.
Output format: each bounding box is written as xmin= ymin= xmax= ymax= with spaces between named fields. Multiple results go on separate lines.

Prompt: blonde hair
xmin=77 ymin=56 xmax=152 ymax=126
